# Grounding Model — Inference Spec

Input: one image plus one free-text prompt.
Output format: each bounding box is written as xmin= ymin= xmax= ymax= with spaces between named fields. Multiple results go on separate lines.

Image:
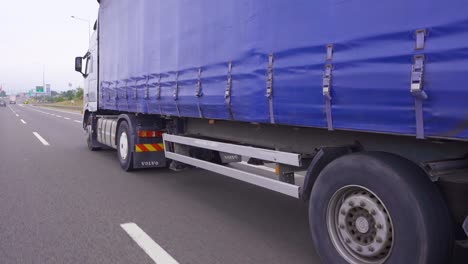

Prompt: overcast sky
xmin=0 ymin=0 xmax=99 ymax=94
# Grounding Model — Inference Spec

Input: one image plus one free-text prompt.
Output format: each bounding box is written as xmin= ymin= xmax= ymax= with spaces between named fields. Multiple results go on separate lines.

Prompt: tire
xmin=86 ymin=114 xmax=100 ymax=151
xmin=309 ymin=152 xmax=453 ymax=264
xmin=117 ymin=121 xmax=134 ymax=171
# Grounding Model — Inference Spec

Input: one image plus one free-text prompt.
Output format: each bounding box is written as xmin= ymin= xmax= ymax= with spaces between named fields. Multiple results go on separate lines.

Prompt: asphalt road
xmin=0 ymin=104 xmax=321 ymax=264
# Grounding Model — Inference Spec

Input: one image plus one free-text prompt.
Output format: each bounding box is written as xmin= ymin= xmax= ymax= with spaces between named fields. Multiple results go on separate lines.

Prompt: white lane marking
xmin=74 ymin=120 xmax=82 ymax=123
xmin=33 ymin=105 xmax=81 ymax=116
xmin=24 ymin=106 xmax=55 ymax=116
xmin=239 ymin=161 xmax=276 ymax=173
xmin=19 ymin=104 xmax=25 ymax=107
xmin=8 ymin=105 xmax=17 ymax=114
xmin=33 ymin=132 xmax=50 ymax=146
xmin=20 ymin=119 xmax=27 ymax=124
xmin=121 ymin=223 xmax=179 ymax=264
xmin=25 ymin=105 xmax=82 ymax=123
xmin=16 ymin=114 xmax=19 ymax=117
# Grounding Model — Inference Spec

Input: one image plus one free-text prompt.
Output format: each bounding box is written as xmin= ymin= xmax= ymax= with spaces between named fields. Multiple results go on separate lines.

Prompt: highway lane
xmin=0 ymin=105 xmax=154 ymax=264
xmin=0 ymin=104 xmax=321 ymax=264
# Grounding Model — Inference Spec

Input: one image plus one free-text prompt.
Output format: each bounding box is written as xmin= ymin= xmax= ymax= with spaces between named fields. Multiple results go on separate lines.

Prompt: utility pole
xmin=71 ymin=16 xmax=91 ymax=44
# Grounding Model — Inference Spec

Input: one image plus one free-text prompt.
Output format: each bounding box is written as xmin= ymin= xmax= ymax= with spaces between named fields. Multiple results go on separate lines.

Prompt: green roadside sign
xmin=36 ymin=86 xmax=44 ymax=93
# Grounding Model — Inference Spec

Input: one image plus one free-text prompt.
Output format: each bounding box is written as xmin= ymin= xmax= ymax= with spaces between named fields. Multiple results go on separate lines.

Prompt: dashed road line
xmin=20 ymin=119 xmax=27 ymax=124
xmin=22 ymin=105 xmax=82 ymax=124
xmin=32 ymin=105 xmax=81 ymax=116
xmin=32 ymin=132 xmax=50 ymax=146
xmin=16 ymin=114 xmax=19 ymax=117
xmin=121 ymin=223 xmax=179 ymax=264
xmin=8 ymin=105 xmax=17 ymax=115
xmin=25 ymin=107 xmax=53 ymax=116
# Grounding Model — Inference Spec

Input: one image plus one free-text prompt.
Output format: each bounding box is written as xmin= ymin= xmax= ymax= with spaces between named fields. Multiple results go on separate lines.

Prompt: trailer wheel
xmin=117 ymin=121 xmax=134 ymax=171
xmin=309 ymin=152 xmax=452 ymax=264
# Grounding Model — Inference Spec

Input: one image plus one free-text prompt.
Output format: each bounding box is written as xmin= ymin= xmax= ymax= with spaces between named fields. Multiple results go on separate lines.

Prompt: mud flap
xmin=133 ymin=151 xmax=167 ymax=169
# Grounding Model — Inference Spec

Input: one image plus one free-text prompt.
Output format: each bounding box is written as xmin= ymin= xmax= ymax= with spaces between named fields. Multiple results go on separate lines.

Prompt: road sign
xmin=36 ymin=86 xmax=44 ymax=93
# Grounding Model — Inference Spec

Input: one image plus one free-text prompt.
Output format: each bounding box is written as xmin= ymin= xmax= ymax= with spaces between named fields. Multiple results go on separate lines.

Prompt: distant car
xmin=0 ymin=101 xmax=6 ymax=107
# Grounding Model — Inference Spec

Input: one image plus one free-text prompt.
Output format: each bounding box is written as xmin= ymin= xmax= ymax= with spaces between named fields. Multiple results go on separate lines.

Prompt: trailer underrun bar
xmin=163 ymin=134 xmax=301 ymax=198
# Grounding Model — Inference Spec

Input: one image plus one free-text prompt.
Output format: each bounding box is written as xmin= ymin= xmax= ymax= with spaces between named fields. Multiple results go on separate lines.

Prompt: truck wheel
xmin=117 ymin=121 xmax=134 ymax=171
xmin=86 ymin=115 xmax=100 ymax=151
xmin=309 ymin=152 xmax=452 ymax=264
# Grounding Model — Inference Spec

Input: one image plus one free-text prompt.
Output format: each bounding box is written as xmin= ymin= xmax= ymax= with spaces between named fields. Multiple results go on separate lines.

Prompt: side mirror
xmin=75 ymin=57 xmax=83 ymax=74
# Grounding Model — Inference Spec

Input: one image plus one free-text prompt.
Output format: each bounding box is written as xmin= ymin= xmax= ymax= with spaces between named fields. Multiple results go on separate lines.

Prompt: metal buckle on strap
xmin=173 ymin=72 xmax=179 ymax=101
xmin=266 ymin=54 xmax=274 ymax=98
xmin=225 ymin=62 xmax=233 ymax=99
xmin=326 ymin=44 xmax=334 ymax=61
xmin=195 ymin=68 xmax=202 ymax=97
xmin=411 ymin=55 xmax=428 ymax=100
xmin=322 ymin=64 xmax=333 ymax=100
xmin=415 ymin=29 xmax=426 ymax=50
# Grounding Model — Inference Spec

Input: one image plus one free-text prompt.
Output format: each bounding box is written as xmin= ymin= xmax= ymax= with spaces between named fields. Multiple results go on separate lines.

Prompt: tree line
xmin=44 ymin=88 xmax=83 ymax=103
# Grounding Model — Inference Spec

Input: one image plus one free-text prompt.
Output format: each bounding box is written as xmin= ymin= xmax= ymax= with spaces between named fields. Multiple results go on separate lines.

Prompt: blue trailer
xmin=75 ymin=1 xmax=468 ymax=263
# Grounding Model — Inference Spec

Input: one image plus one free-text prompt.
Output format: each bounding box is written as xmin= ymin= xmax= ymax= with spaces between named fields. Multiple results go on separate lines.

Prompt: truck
xmin=75 ymin=1 xmax=468 ymax=263
xmin=9 ymin=95 xmax=16 ymax=104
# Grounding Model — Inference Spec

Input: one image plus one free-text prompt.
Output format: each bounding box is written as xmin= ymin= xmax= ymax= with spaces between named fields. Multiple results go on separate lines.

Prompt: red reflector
xmin=138 ymin=130 xmax=163 ymax=138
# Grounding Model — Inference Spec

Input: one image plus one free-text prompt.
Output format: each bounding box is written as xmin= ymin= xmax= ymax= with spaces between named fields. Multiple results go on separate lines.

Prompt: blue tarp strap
xmin=156 ymin=75 xmax=161 ymax=100
xmin=114 ymin=81 xmax=119 ymax=100
xmin=124 ymin=80 xmax=129 ymax=110
xmin=133 ymin=80 xmax=137 ymax=111
xmin=100 ymin=81 xmax=105 ymax=100
xmin=144 ymin=76 xmax=150 ymax=113
xmin=411 ymin=55 xmax=428 ymax=139
xmin=411 ymin=29 xmax=427 ymax=139
xmin=225 ymin=62 xmax=234 ymax=120
xmin=266 ymin=54 xmax=275 ymax=124
xmin=113 ymin=81 xmax=119 ymax=109
xmin=174 ymin=72 xmax=181 ymax=117
xmin=108 ymin=82 xmax=112 ymax=101
xmin=195 ymin=68 xmax=204 ymax=119
xmin=144 ymin=76 xmax=150 ymax=100
xmin=157 ymin=75 xmax=163 ymax=115
xmin=323 ymin=64 xmax=334 ymax=131
xmin=124 ymin=80 xmax=129 ymax=100
xmin=133 ymin=80 xmax=138 ymax=100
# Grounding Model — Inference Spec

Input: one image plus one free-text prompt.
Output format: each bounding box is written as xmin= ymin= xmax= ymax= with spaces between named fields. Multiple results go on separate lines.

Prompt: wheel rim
xmin=327 ymin=185 xmax=394 ymax=264
xmin=119 ymin=131 xmax=129 ymax=160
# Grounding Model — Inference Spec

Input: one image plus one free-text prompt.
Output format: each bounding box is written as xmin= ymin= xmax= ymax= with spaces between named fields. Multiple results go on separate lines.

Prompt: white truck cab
xmin=75 ymin=26 xmax=98 ymax=115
